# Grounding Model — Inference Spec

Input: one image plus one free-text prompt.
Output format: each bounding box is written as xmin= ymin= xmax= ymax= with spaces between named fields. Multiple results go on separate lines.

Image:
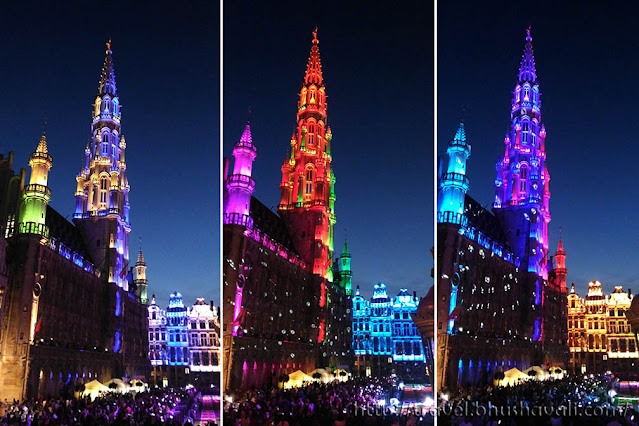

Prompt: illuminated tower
xmin=223 ymin=122 xmax=256 ymax=227
xmin=279 ymin=29 xmax=335 ymax=277
xmin=438 ymin=122 xmax=470 ymax=224
xmin=134 ymin=247 xmax=148 ymax=304
xmin=553 ymin=238 xmax=567 ymax=292
xmin=278 ymin=29 xmax=336 ymax=343
xmin=338 ymin=240 xmax=352 ymax=295
xmin=18 ymin=132 xmax=52 ymax=237
xmin=73 ymin=40 xmax=131 ymax=289
xmin=493 ymin=29 xmax=550 ymax=283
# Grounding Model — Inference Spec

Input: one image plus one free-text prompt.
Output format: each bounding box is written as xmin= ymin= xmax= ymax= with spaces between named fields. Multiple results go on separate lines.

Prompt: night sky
xmin=224 ymin=1 xmax=434 ymax=300
xmin=438 ymin=2 xmax=639 ymax=297
xmin=0 ymin=3 xmax=219 ymax=309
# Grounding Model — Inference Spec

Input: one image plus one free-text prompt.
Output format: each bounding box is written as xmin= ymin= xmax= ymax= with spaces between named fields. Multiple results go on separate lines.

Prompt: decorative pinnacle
xmin=36 ymin=133 xmax=48 ymax=154
xmin=98 ymin=39 xmax=117 ymax=96
xmin=518 ymin=27 xmax=537 ymax=84
xmin=239 ymin=121 xmax=252 ymax=144
xmin=453 ymin=122 xmax=466 ymax=142
xmin=304 ymin=28 xmax=323 ymax=85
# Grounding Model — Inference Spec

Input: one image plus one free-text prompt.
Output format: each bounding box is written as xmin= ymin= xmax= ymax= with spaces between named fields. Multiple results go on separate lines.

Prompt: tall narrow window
xmin=305 ymin=168 xmax=313 ymax=195
xmin=100 ymin=176 xmax=108 ymax=206
xmin=519 ymin=167 xmax=528 ymax=193
xmin=308 ymin=124 xmax=315 ymax=145
xmin=102 ymin=134 xmax=109 ymax=156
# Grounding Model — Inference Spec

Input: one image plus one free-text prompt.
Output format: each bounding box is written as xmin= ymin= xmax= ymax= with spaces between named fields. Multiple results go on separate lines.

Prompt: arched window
xmin=100 ymin=176 xmax=108 ymax=206
xmin=522 ymin=121 xmax=529 ymax=144
xmin=300 ymin=88 xmax=307 ymax=106
xmin=310 ymin=88 xmax=316 ymax=104
xmin=101 ymin=134 xmax=109 ymax=156
xmin=95 ymin=98 xmax=102 ymax=116
xmin=308 ymin=123 xmax=315 ymax=146
xmin=113 ymin=98 xmax=119 ymax=116
xmin=515 ymin=85 xmax=521 ymax=102
xmin=523 ymin=85 xmax=530 ymax=101
xmin=103 ymin=97 xmax=111 ymax=113
xmin=519 ymin=166 xmax=528 ymax=194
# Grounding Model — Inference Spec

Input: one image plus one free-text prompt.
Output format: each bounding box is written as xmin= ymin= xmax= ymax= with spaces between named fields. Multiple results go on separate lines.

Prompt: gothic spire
xmin=518 ymin=27 xmax=537 ymax=84
xmin=137 ymin=246 xmax=145 ymax=265
xmin=98 ymin=39 xmax=117 ymax=96
xmin=557 ymin=237 xmax=565 ymax=255
xmin=304 ymin=28 xmax=323 ymax=86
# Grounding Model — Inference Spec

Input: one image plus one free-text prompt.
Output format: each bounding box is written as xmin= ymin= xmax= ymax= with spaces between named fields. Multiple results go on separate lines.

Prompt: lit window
xmin=519 ymin=167 xmax=528 ymax=193
xmin=100 ymin=176 xmax=108 ymax=206
xmin=305 ymin=168 xmax=314 ymax=195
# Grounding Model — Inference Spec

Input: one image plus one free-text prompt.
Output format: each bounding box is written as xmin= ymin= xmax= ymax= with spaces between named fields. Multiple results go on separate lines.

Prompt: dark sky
xmin=438 ymin=2 xmax=639 ymax=297
xmin=0 ymin=2 xmax=219 ymax=309
xmin=224 ymin=1 xmax=434 ymax=300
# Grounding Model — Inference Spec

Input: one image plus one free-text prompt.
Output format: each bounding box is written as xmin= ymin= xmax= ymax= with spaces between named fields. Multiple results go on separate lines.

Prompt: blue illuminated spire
xmin=98 ymin=39 xmax=117 ymax=96
xmin=437 ymin=122 xmax=471 ymax=224
xmin=518 ymin=28 xmax=537 ymax=84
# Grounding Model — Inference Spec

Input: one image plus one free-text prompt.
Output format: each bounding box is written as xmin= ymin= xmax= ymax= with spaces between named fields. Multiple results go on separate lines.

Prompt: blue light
xmin=115 ymin=291 xmax=121 ymax=317
xmin=114 ymin=329 xmax=121 ymax=352
xmin=533 ymin=318 xmax=541 ymax=341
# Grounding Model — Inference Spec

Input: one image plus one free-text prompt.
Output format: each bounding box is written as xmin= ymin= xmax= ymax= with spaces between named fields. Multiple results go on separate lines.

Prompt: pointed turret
xmin=36 ymin=133 xmax=48 ymax=154
xmin=304 ymin=28 xmax=323 ymax=85
xmin=338 ymin=238 xmax=352 ymax=295
xmin=438 ymin=122 xmax=471 ymax=224
xmin=239 ymin=122 xmax=252 ymax=144
xmin=453 ymin=121 xmax=466 ymax=143
xmin=134 ymin=245 xmax=148 ymax=305
xmin=570 ymin=283 xmax=575 ymax=294
xmin=223 ymin=120 xmax=257 ymax=227
xmin=98 ymin=39 xmax=117 ymax=96
xmin=18 ymin=132 xmax=53 ymax=237
xmin=553 ymin=237 xmax=567 ymax=292
xmin=518 ymin=28 xmax=537 ymax=84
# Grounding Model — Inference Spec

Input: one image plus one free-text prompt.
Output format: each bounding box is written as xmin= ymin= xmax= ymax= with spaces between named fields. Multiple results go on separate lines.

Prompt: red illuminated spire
xmin=305 ymin=28 xmax=323 ymax=86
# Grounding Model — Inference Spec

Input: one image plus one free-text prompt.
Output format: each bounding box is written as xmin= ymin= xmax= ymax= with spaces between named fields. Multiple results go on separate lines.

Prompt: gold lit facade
xmin=567 ymin=281 xmax=638 ymax=374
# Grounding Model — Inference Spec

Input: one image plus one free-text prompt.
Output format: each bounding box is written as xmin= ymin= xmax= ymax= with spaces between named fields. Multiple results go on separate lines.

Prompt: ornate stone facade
xmin=568 ymin=282 xmax=638 ymax=374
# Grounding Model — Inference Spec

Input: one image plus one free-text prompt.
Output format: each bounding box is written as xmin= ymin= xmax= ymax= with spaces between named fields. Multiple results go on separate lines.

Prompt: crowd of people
xmin=0 ymin=387 xmax=204 ymax=425
xmin=224 ymin=377 xmax=434 ymax=425
xmin=439 ymin=374 xmax=637 ymax=426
